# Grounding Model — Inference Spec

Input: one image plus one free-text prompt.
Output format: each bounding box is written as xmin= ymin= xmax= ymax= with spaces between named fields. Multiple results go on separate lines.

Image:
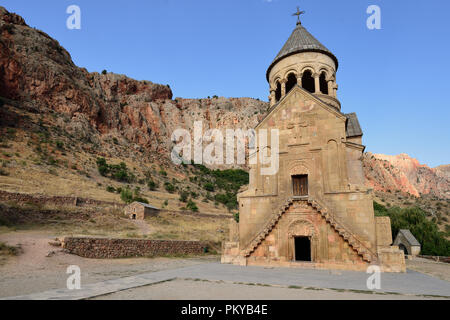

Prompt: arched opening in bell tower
xmin=319 ymin=72 xmax=329 ymax=95
xmin=275 ymin=81 xmax=282 ymax=102
xmin=285 ymin=73 xmax=297 ymax=94
xmin=302 ymin=70 xmax=315 ymax=93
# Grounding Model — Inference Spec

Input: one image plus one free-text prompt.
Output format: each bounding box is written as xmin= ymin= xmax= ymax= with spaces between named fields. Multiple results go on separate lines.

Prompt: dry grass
xmin=0 ymin=242 xmax=22 ymax=256
xmin=0 ymin=201 xmax=139 ymax=237
xmin=0 ymin=129 xmax=229 ymax=215
xmin=0 ymin=113 xmax=230 ymax=248
xmin=0 ymin=241 xmax=22 ymax=265
xmin=144 ymin=212 xmax=229 ymax=245
xmin=0 ymin=200 xmax=228 ymax=248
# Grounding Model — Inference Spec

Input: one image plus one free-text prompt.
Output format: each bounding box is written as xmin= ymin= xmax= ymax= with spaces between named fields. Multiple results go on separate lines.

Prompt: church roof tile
xmin=267 ymin=23 xmax=338 ymax=80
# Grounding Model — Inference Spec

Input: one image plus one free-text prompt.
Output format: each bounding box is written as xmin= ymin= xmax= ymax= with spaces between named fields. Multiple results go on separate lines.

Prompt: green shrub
xmin=120 ymin=187 xmax=134 ymax=204
xmin=102 ymin=70 xmax=107 ymax=75
xmin=133 ymin=196 xmax=149 ymax=204
xmin=106 ymin=186 xmax=116 ymax=193
xmin=148 ymin=180 xmax=158 ymax=191
xmin=96 ymin=158 xmax=134 ymax=183
xmin=373 ymin=201 xmax=450 ymax=256
xmin=186 ymin=200 xmax=198 ymax=212
xmin=179 ymin=191 xmax=189 ymax=203
xmin=204 ymin=182 xmax=215 ymax=192
xmin=190 ymin=192 xmax=198 ymax=199
xmin=97 ymin=157 xmax=109 ymax=176
xmin=159 ymin=170 xmax=168 ymax=177
xmin=215 ymin=193 xmax=238 ymax=211
xmin=164 ymin=182 xmax=175 ymax=193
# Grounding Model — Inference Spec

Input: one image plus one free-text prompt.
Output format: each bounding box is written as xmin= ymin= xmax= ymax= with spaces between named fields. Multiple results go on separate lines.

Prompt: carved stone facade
xmin=221 ymin=20 xmax=406 ymax=272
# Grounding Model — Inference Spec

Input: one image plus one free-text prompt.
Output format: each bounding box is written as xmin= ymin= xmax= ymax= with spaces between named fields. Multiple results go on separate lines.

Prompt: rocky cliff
xmin=0 ymin=6 xmax=267 ymax=161
xmin=363 ymin=153 xmax=449 ymax=199
xmin=0 ymin=6 xmax=448 ymax=200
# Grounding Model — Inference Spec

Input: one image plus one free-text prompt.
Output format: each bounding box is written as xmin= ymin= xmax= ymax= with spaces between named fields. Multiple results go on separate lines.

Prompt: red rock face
xmin=363 ymin=153 xmax=449 ymax=199
xmin=1 ymin=7 xmax=448 ymax=199
xmin=0 ymin=6 xmax=266 ymax=157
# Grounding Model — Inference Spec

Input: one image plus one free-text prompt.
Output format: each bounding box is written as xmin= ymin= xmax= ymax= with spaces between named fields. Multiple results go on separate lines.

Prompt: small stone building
xmin=393 ymin=229 xmax=421 ymax=257
xmin=124 ymin=202 xmax=159 ymax=220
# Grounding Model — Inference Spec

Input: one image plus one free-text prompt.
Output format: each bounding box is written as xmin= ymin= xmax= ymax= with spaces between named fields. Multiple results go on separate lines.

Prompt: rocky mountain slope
xmin=363 ymin=153 xmax=449 ymax=199
xmin=0 ymin=7 xmax=267 ymax=163
xmin=0 ymin=6 xmax=448 ymax=204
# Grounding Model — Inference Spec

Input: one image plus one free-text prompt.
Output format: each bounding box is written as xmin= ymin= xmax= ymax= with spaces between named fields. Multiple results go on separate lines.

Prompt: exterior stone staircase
xmin=242 ymin=197 xmax=377 ymax=263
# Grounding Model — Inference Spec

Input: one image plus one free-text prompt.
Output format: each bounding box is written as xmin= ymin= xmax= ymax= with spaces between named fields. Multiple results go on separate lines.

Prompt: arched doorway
xmin=288 ymin=220 xmax=317 ymax=262
xmin=399 ymin=243 xmax=409 ymax=256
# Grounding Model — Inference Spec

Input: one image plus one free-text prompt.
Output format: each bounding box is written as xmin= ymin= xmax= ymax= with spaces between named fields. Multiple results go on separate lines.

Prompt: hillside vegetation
xmin=374 ymin=201 xmax=450 ymax=256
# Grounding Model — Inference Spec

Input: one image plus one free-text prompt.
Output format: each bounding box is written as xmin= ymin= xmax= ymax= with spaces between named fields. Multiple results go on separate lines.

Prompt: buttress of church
xmin=221 ymin=18 xmax=406 ymax=272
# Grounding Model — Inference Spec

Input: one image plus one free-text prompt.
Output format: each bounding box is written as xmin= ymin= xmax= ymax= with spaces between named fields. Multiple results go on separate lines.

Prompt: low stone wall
xmin=418 ymin=255 xmax=450 ymax=263
xmin=160 ymin=209 xmax=232 ymax=219
xmin=0 ymin=191 xmax=124 ymax=208
xmin=62 ymin=237 xmax=208 ymax=259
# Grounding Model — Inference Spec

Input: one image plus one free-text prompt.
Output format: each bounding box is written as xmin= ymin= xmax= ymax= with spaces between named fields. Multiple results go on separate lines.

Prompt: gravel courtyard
xmin=1 ymin=231 xmax=449 ymax=300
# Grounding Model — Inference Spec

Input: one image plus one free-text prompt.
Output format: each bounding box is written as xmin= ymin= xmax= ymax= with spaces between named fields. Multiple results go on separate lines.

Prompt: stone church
xmin=222 ymin=17 xmax=406 ymax=272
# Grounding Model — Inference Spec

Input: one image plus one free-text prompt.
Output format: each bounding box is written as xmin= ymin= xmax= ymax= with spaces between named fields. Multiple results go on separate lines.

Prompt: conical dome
xmin=266 ymin=22 xmax=338 ymax=81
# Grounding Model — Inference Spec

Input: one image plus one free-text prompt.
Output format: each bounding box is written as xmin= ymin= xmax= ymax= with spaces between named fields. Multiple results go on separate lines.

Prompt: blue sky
xmin=2 ymin=0 xmax=449 ymax=167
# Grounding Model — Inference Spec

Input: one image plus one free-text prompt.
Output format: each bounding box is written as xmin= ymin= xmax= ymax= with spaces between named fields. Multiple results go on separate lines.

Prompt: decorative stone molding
xmin=287 ymin=219 xmax=316 ymax=238
xmin=289 ymin=163 xmax=309 ymax=176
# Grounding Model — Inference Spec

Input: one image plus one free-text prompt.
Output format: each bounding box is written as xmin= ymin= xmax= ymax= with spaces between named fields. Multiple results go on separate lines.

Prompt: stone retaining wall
xmin=160 ymin=209 xmax=232 ymax=219
xmin=418 ymin=255 xmax=450 ymax=263
xmin=0 ymin=191 xmax=124 ymax=208
xmin=62 ymin=237 xmax=207 ymax=259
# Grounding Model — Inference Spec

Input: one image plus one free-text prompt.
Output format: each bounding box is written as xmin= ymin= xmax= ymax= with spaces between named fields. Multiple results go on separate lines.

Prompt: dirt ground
xmin=0 ymin=230 xmax=449 ymax=300
xmin=406 ymin=257 xmax=450 ymax=282
xmin=0 ymin=230 xmax=217 ymax=298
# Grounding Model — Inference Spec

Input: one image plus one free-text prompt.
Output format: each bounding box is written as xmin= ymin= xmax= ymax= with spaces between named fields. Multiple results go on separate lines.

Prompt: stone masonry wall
xmin=63 ymin=237 xmax=207 ymax=259
xmin=0 ymin=191 xmax=124 ymax=208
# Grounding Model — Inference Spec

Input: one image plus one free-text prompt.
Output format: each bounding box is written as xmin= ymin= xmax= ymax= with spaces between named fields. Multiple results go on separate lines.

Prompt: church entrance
xmin=294 ymin=236 xmax=311 ymax=261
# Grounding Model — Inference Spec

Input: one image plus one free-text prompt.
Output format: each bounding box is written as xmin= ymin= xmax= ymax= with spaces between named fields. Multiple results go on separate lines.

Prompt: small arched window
xmin=302 ymin=70 xmax=315 ymax=93
xmin=285 ymin=73 xmax=297 ymax=94
xmin=275 ymin=81 xmax=282 ymax=102
xmin=320 ymin=72 xmax=329 ymax=95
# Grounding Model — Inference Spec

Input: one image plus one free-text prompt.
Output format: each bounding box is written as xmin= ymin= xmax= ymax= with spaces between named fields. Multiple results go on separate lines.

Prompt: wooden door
xmin=292 ymin=175 xmax=308 ymax=196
